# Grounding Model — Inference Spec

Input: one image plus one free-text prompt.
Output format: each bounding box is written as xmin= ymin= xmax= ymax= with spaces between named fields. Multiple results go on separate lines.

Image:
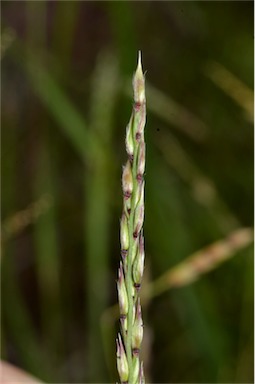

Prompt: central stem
xmin=126 ymin=144 xmax=139 ymax=383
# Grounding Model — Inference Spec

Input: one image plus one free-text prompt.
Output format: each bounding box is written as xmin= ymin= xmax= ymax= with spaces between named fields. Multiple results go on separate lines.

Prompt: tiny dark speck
xmin=157 ymin=128 xmax=160 ymax=132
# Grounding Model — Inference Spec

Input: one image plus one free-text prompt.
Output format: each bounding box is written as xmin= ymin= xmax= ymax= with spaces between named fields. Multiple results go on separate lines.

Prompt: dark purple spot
xmin=136 ymin=132 xmax=141 ymax=141
xmin=124 ymin=191 xmax=131 ymax=199
xmin=134 ymin=102 xmax=141 ymax=112
xmin=136 ymin=174 xmax=143 ymax=183
xmin=132 ymin=348 xmax=140 ymax=357
xmin=128 ymin=154 xmax=134 ymax=163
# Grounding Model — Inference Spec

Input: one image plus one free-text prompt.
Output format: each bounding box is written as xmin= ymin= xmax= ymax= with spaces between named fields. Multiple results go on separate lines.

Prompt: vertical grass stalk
xmin=117 ymin=52 xmax=146 ymax=384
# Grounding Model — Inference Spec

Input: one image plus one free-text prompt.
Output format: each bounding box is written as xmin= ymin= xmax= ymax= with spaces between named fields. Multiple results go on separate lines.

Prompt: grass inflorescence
xmin=117 ymin=52 xmax=146 ymax=384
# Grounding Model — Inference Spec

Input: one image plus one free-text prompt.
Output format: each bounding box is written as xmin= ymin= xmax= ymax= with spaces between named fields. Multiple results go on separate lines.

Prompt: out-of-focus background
xmin=1 ymin=2 xmax=253 ymax=383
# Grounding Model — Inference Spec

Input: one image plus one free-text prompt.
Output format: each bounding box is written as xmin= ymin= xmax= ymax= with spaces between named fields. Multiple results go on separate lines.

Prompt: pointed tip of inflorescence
xmin=133 ymin=50 xmax=146 ymax=105
xmin=137 ymin=50 xmax=142 ymax=72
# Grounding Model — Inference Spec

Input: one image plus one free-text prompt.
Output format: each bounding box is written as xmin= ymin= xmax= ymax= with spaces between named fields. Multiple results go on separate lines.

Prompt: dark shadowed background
xmin=1 ymin=1 xmax=253 ymax=383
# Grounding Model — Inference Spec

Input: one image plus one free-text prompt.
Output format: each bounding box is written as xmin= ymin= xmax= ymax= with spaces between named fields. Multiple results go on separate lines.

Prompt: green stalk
xmin=117 ymin=52 xmax=146 ymax=384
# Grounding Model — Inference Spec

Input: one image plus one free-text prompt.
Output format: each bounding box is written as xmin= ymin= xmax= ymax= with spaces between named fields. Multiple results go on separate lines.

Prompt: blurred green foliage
xmin=1 ymin=2 xmax=253 ymax=383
